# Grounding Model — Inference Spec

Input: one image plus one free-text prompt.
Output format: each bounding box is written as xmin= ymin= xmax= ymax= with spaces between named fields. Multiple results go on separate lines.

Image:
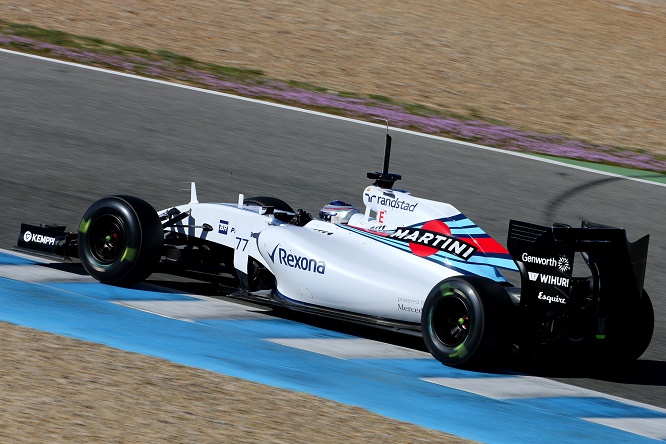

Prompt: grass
xmin=1 ymin=18 xmax=665 ymax=174
xmin=286 ymin=80 xmax=328 ymax=93
xmin=367 ymin=94 xmax=399 ymax=105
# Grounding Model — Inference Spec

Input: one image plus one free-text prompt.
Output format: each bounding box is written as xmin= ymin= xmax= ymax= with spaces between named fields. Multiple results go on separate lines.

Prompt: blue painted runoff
xmin=350 ymin=357 xmax=516 ymax=379
xmin=509 ymin=397 xmax=666 ymax=419
xmin=197 ymin=318 xmax=356 ymax=339
xmin=0 ymin=251 xmax=39 ymax=265
xmin=0 ymin=275 xmax=659 ymax=443
xmin=49 ymin=282 xmax=199 ymax=302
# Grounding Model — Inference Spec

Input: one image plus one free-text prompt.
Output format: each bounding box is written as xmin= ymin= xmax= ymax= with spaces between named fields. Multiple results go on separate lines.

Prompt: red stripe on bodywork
xmin=459 ymin=237 xmax=510 ymax=255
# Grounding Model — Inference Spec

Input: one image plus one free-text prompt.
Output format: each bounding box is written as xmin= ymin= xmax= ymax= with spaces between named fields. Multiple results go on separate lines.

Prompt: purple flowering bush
xmin=1 ymin=24 xmax=665 ymax=174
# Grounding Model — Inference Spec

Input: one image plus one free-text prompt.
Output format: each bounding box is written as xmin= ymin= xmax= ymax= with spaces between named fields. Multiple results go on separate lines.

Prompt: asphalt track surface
xmin=1 ymin=50 xmax=665 ymax=409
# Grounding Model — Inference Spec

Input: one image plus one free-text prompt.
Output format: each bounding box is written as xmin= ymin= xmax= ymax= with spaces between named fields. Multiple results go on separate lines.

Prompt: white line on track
xmin=426 ymin=375 xmax=666 ymax=414
xmin=267 ymin=337 xmax=431 ymax=359
xmin=0 ymin=264 xmax=95 ymax=282
xmin=2 ymin=47 xmax=665 ymax=189
xmin=114 ymin=299 xmax=272 ymax=321
xmin=582 ymin=418 xmax=666 ymax=440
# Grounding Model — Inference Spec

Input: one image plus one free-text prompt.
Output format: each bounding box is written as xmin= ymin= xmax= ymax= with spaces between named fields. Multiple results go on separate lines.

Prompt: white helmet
xmin=319 ymin=200 xmax=359 ymax=224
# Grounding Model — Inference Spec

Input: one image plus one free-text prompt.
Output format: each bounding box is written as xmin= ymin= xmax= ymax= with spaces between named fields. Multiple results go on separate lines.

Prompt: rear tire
xmin=601 ymin=290 xmax=654 ymax=363
xmin=422 ymin=276 xmax=512 ymax=368
xmin=630 ymin=291 xmax=655 ymax=360
xmin=77 ymin=195 xmax=163 ymax=286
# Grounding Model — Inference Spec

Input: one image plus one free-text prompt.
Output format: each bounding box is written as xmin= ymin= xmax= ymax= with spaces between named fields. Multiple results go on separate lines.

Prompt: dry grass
xmin=1 ymin=0 xmax=665 ymax=156
xmin=0 ymin=322 xmax=472 ymax=443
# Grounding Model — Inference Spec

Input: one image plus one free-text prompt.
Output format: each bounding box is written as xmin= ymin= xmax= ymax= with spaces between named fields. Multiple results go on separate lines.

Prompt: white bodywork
xmin=162 ymin=184 xmax=516 ymax=324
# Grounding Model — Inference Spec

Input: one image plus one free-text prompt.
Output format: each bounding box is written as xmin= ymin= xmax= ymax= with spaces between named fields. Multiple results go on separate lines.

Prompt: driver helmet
xmin=319 ymin=200 xmax=359 ymax=224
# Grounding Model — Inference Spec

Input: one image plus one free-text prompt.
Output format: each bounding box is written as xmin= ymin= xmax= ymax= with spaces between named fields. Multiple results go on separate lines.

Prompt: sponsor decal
xmin=389 ymin=221 xmax=477 ymax=260
xmin=528 ymin=272 xmax=570 ymax=287
xmin=313 ymin=229 xmax=333 ymax=236
xmin=556 ymin=256 xmax=571 ymax=273
xmin=521 ymin=253 xmax=571 ymax=272
xmin=339 ymin=218 xmax=516 ymax=278
xmin=398 ymin=297 xmax=423 ymax=305
xmin=538 ymin=291 xmax=566 ymax=304
xmin=365 ymin=194 xmax=418 ymax=212
xmin=397 ymin=297 xmax=424 ymax=313
xmin=268 ymin=244 xmax=326 ymax=274
xmin=397 ymin=304 xmax=422 ymax=313
xmin=378 ymin=210 xmax=386 ymax=223
xmin=23 ymin=231 xmax=56 ymax=246
xmin=218 ymin=220 xmax=229 ymax=235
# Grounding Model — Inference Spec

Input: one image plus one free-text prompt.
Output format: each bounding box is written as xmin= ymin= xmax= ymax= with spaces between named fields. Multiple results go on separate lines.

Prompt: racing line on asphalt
xmin=0 ymin=250 xmax=664 ymax=443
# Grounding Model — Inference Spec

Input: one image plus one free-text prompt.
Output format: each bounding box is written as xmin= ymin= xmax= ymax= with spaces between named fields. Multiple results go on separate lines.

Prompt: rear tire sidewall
xmin=77 ymin=195 xmax=162 ymax=286
xmin=422 ymin=276 xmax=510 ymax=368
xmin=602 ymin=290 xmax=654 ymax=363
xmin=632 ymin=290 xmax=655 ymax=359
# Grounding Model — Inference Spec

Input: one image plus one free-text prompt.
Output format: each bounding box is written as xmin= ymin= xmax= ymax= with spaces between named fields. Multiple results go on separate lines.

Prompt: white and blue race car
xmin=15 ymin=132 xmax=654 ymax=368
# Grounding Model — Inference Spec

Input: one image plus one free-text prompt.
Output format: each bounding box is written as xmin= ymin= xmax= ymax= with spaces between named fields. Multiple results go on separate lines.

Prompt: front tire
xmin=77 ymin=195 xmax=163 ymax=286
xmin=422 ymin=276 xmax=512 ymax=368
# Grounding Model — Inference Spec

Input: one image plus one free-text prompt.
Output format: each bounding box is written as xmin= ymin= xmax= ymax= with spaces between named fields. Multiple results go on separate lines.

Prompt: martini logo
xmin=389 ymin=220 xmax=477 ymax=260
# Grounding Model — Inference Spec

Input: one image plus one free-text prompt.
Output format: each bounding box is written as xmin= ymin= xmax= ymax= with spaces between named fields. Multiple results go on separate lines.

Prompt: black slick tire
xmin=600 ymin=290 xmax=654 ymax=364
xmin=421 ymin=276 xmax=512 ymax=368
xmin=77 ymin=195 xmax=163 ymax=286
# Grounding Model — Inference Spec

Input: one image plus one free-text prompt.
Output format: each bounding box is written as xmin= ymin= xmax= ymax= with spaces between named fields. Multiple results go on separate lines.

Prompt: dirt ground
xmin=0 ymin=322 xmax=471 ymax=443
xmin=1 ymin=0 xmax=665 ymax=156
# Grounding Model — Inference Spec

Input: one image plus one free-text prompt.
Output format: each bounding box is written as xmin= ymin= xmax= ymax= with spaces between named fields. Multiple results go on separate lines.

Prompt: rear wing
xmin=507 ymin=220 xmax=649 ymax=308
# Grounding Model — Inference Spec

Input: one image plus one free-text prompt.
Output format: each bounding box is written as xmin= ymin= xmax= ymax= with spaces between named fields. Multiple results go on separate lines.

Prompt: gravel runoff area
xmin=1 ymin=0 xmax=665 ymax=158
xmin=0 ymin=322 xmax=472 ymax=443
xmin=0 ymin=1 xmax=664 ymax=442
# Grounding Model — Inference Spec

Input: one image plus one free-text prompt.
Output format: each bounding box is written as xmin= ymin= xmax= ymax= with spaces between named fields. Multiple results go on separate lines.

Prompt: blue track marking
xmin=350 ymin=358 xmax=515 ymax=379
xmin=510 ymin=397 xmax=666 ymax=419
xmin=0 ymin=251 xmax=39 ymax=265
xmin=48 ymin=282 xmax=200 ymax=302
xmin=198 ymin=319 xmax=355 ymax=339
xmin=0 ymin=252 xmax=663 ymax=442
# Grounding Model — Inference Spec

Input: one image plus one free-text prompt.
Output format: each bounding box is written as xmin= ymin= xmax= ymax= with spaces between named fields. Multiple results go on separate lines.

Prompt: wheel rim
xmin=433 ymin=294 xmax=470 ymax=347
xmin=89 ymin=215 xmax=126 ymax=264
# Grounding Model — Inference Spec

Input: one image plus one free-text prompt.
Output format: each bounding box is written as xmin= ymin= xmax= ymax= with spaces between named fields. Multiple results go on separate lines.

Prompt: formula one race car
xmin=15 ymin=131 xmax=654 ymax=368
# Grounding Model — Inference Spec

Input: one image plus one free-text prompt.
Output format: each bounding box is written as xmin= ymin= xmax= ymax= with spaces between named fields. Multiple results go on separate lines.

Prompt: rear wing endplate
xmin=507 ymin=220 xmax=649 ymax=306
